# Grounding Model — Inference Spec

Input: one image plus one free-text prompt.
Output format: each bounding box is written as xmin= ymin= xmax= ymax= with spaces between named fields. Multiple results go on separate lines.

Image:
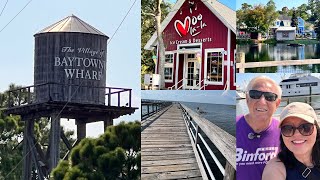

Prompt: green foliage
xmin=52 ymin=121 xmax=141 ymax=180
xmin=237 ymin=1 xmax=278 ymax=33
xmin=0 ymin=84 xmax=75 ymax=179
xmin=308 ymin=0 xmax=320 ymax=22
xmin=291 ymin=9 xmax=298 ymax=28
xmin=51 ymin=160 xmax=69 ymax=180
xmin=296 ymin=4 xmax=310 ymax=21
xmin=315 ymin=19 xmax=320 ymax=40
xmin=141 ymin=0 xmax=172 ymax=75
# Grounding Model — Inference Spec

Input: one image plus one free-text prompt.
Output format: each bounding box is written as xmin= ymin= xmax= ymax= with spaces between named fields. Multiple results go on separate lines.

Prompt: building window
xmin=282 ymin=32 xmax=289 ymax=38
xmin=206 ymin=50 xmax=223 ymax=83
xmin=164 ymin=67 xmax=173 ymax=81
xmin=165 ymin=54 xmax=173 ymax=63
xmin=296 ymin=82 xmax=318 ymax=87
xmin=187 ymin=54 xmax=195 ymax=58
xmin=164 ymin=52 xmax=174 ymax=82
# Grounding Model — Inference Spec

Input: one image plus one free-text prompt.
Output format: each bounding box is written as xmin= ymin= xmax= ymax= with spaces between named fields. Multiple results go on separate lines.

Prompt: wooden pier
xmin=141 ymin=104 xmax=205 ymax=179
xmin=141 ymin=103 xmax=236 ymax=180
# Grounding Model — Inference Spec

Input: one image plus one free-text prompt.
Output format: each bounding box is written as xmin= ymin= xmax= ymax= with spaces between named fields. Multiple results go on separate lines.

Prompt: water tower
xmin=4 ymin=15 xmax=137 ymax=179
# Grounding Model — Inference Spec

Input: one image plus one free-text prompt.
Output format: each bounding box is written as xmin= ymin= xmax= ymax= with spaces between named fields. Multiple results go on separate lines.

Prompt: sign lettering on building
xmin=54 ymin=46 xmax=106 ymax=80
xmin=174 ymin=1 xmax=207 ymax=37
xmin=170 ymin=1 xmax=212 ymax=45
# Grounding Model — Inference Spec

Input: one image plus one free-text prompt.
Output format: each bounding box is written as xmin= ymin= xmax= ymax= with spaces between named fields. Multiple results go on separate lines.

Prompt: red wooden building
xmin=145 ymin=0 xmax=236 ymax=90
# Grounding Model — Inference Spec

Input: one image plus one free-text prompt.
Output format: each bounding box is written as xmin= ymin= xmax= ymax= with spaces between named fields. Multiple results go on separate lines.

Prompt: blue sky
xmin=237 ymin=73 xmax=285 ymax=91
xmin=0 ymin=0 xmax=141 ymax=137
xmin=237 ymin=0 xmax=308 ymax=10
xmin=142 ymin=90 xmax=236 ymax=105
xmin=167 ymin=0 xmax=236 ymax=10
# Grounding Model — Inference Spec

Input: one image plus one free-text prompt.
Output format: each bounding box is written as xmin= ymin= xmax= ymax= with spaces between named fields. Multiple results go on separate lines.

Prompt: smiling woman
xmin=262 ymin=102 xmax=320 ymax=180
xmin=236 ymin=75 xmax=282 ymax=180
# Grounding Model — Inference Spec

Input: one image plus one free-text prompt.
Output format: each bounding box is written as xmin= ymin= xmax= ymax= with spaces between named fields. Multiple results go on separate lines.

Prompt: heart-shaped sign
xmin=174 ymin=16 xmax=190 ymax=37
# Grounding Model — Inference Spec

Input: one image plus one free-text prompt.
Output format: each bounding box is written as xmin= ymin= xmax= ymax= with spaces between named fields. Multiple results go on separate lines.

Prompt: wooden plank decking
xmin=141 ymin=104 xmax=203 ymax=179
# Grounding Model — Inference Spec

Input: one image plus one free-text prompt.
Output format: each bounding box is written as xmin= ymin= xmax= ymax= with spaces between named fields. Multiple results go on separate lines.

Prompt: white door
xmin=185 ymin=58 xmax=199 ymax=89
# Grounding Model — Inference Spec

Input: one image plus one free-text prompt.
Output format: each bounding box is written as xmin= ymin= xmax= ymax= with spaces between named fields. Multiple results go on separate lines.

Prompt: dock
xmin=236 ymin=59 xmax=320 ymax=73
xmin=141 ymin=102 xmax=236 ymax=180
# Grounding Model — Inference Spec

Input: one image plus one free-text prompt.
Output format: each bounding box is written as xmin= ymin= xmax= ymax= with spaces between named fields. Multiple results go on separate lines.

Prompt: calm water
xmin=237 ymin=43 xmax=320 ymax=73
xmin=142 ymin=102 xmax=236 ymax=136
xmin=237 ymin=95 xmax=320 ymax=117
xmin=183 ymin=102 xmax=235 ymax=180
xmin=182 ymin=102 xmax=236 ymax=136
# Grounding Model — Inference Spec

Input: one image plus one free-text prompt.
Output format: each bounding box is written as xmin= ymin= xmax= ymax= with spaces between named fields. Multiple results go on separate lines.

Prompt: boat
xmin=236 ymin=90 xmax=246 ymax=100
xmin=196 ymin=107 xmax=207 ymax=114
xmin=287 ymin=43 xmax=305 ymax=47
xmin=279 ymin=73 xmax=320 ymax=97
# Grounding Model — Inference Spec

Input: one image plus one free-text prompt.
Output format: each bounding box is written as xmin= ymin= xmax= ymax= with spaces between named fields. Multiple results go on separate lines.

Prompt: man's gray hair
xmin=246 ymin=75 xmax=282 ymax=99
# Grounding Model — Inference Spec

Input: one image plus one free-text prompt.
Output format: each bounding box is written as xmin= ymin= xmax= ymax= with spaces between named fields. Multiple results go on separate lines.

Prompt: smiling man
xmin=236 ymin=76 xmax=282 ymax=180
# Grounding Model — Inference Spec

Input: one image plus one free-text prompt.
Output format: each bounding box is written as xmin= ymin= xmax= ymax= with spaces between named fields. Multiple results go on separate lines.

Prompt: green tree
xmin=237 ymin=3 xmax=253 ymax=30
xmin=244 ymin=5 xmax=267 ymax=33
xmin=0 ymin=85 xmax=75 ymax=179
xmin=281 ymin=7 xmax=289 ymax=15
xmin=265 ymin=0 xmax=278 ymax=36
xmin=239 ymin=1 xmax=278 ymax=34
xmin=291 ymin=9 xmax=298 ymax=28
xmin=308 ymin=0 xmax=320 ymax=22
xmin=296 ymin=4 xmax=310 ymax=21
xmin=141 ymin=0 xmax=171 ymax=81
xmin=315 ymin=19 xmax=320 ymax=40
xmin=52 ymin=121 xmax=141 ymax=180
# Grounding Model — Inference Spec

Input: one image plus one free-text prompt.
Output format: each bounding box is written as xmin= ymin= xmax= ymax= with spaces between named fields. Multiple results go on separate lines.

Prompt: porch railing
xmin=168 ymin=78 xmax=184 ymax=90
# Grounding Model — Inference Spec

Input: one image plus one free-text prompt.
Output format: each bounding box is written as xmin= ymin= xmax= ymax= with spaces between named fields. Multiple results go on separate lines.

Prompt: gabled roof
xmin=35 ymin=15 xmax=107 ymax=37
xmin=278 ymin=15 xmax=291 ymax=21
xmin=144 ymin=0 xmax=236 ymax=50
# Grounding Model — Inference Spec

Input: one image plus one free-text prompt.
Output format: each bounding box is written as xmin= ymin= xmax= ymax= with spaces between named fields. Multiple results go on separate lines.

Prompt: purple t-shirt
xmin=236 ymin=115 xmax=280 ymax=180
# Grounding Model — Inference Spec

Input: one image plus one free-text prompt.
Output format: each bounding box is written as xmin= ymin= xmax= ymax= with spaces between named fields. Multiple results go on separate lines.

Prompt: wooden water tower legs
xmin=49 ymin=112 xmax=61 ymax=172
xmin=22 ymin=117 xmax=33 ymax=180
xmin=76 ymin=118 xmax=87 ymax=140
xmin=104 ymin=115 xmax=113 ymax=131
xmin=22 ymin=117 xmax=46 ymax=180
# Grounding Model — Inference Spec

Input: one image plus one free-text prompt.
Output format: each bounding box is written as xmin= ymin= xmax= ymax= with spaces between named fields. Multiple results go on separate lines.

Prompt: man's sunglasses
xmin=281 ymin=123 xmax=314 ymax=137
xmin=248 ymin=90 xmax=278 ymax=102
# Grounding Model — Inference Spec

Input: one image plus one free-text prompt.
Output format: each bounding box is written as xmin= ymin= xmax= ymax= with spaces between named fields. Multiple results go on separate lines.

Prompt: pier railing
xmin=180 ymin=104 xmax=236 ymax=180
xmin=6 ymin=83 xmax=132 ymax=108
xmin=141 ymin=100 xmax=172 ymax=120
xmin=236 ymin=59 xmax=320 ymax=73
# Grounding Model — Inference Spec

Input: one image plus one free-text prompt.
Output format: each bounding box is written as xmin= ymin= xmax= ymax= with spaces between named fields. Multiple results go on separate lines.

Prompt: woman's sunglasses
xmin=248 ymin=90 xmax=278 ymax=102
xmin=281 ymin=123 xmax=314 ymax=137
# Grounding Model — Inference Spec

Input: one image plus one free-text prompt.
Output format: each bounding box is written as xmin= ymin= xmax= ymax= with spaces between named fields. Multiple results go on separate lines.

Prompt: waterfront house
xmin=297 ymin=17 xmax=305 ymax=35
xmin=270 ymin=15 xmax=292 ymax=35
xmin=276 ymin=27 xmax=296 ymax=41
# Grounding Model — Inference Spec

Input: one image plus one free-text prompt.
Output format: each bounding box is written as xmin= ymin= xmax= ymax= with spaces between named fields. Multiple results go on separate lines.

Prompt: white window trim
xmin=164 ymin=51 xmax=174 ymax=83
xmin=233 ymin=48 xmax=236 ymax=86
xmin=164 ymin=67 xmax=174 ymax=83
xmin=176 ymin=43 xmax=202 ymax=89
xmin=204 ymin=48 xmax=224 ymax=85
xmin=165 ymin=51 xmax=174 ymax=64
